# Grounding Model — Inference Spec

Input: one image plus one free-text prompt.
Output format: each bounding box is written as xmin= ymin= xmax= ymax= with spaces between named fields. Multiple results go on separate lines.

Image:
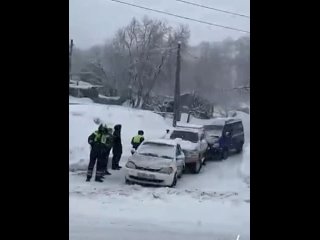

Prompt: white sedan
xmin=125 ymin=139 xmax=185 ymax=187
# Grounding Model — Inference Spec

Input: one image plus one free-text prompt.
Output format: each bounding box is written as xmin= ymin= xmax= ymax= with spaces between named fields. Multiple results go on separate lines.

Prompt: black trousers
xmin=101 ymin=148 xmax=111 ymax=172
xmin=87 ymin=147 xmax=104 ymax=179
xmin=112 ymin=151 xmax=122 ymax=168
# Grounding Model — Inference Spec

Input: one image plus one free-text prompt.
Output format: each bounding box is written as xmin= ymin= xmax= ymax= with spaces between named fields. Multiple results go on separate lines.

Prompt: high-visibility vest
xmin=94 ymin=131 xmax=102 ymax=142
xmin=133 ymin=135 xmax=143 ymax=143
xmin=94 ymin=131 xmax=111 ymax=145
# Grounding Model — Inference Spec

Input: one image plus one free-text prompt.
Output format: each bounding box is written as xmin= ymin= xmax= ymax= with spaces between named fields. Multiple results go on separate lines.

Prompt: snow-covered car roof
xmin=176 ymin=123 xmax=204 ymax=129
xmin=143 ymin=139 xmax=179 ymax=146
xmin=209 ymin=118 xmax=242 ymax=126
xmin=172 ymin=127 xmax=203 ymax=134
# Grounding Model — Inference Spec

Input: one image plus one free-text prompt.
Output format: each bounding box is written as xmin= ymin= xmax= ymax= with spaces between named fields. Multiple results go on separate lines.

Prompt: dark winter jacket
xmin=131 ymin=135 xmax=144 ymax=149
xmin=112 ymin=124 xmax=122 ymax=154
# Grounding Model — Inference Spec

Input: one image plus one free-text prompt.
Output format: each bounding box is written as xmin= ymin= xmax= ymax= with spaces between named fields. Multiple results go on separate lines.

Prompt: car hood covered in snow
xmin=176 ymin=139 xmax=198 ymax=152
xmin=130 ymin=154 xmax=173 ymax=169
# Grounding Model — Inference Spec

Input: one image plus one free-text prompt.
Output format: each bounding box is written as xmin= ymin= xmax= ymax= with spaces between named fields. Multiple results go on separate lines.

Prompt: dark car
xmin=204 ymin=119 xmax=245 ymax=160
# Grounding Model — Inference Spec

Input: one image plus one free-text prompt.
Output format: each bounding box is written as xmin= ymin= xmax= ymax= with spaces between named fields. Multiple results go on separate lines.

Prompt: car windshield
xmin=137 ymin=142 xmax=175 ymax=159
xmin=170 ymin=130 xmax=199 ymax=143
xmin=205 ymin=125 xmax=224 ymax=137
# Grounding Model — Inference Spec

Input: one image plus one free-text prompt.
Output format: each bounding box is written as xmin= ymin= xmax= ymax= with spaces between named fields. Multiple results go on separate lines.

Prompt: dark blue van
xmin=204 ymin=119 xmax=245 ymax=160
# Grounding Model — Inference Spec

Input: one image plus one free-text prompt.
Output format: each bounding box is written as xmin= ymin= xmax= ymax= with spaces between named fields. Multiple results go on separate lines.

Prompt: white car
xmin=125 ymin=139 xmax=185 ymax=187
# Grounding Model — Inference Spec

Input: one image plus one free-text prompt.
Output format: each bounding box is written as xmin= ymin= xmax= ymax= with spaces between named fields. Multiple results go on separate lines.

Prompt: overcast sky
xmin=69 ymin=0 xmax=250 ymax=49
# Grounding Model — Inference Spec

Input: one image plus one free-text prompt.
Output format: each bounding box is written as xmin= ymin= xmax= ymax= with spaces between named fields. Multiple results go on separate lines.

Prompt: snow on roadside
xmin=70 ymin=189 xmax=250 ymax=239
xmin=239 ymin=144 xmax=250 ymax=185
xmin=98 ymin=94 xmax=120 ymax=100
xmin=69 ymin=96 xmax=94 ymax=104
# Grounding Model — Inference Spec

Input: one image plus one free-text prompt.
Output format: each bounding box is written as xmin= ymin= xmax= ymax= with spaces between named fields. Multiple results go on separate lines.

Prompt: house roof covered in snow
xmin=69 ymin=80 xmax=103 ymax=89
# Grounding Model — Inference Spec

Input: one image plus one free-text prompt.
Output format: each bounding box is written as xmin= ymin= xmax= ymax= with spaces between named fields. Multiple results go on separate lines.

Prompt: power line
xmin=176 ymin=0 xmax=250 ymax=19
xmin=109 ymin=0 xmax=250 ymax=34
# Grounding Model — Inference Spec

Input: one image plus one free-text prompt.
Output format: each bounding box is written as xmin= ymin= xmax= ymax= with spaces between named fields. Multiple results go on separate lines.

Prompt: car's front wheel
xmin=125 ymin=178 xmax=133 ymax=185
xmin=221 ymin=148 xmax=229 ymax=160
xmin=169 ymin=173 xmax=177 ymax=187
xmin=178 ymin=166 xmax=184 ymax=178
xmin=236 ymin=144 xmax=243 ymax=153
xmin=190 ymin=158 xmax=202 ymax=174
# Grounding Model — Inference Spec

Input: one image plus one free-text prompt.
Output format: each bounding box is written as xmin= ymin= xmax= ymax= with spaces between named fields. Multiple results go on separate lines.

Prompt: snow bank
xmin=98 ymin=94 xmax=121 ymax=100
xmin=69 ymin=102 xmax=170 ymax=170
xmin=69 ymin=96 xmax=94 ymax=104
xmin=240 ymin=144 xmax=250 ymax=178
xmin=70 ymin=194 xmax=250 ymax=240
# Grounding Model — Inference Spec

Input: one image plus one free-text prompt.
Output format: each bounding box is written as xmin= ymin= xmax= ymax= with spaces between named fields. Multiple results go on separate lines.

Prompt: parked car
xmin=125 ymin=139 xmax=185 ymax=187
xmin=204 ymin=118 xmax=245 ymax=160
xmin=170 ymin=123 xmax=208 ymax=174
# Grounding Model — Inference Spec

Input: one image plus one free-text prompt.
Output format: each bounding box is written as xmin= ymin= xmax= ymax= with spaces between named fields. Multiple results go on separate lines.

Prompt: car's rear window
xmin=170 ymin=130 xmax=199 ymax=143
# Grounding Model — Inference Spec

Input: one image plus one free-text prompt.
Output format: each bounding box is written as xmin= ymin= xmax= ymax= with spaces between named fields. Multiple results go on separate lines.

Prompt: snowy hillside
xmin=69 ymin=97 xmax=250 ymax=240
xmin=69 ymin=97 xmax=170 ymax=170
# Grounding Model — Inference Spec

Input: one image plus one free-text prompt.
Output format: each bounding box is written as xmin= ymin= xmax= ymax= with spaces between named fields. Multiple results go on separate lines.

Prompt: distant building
xmin=69 ymin=80 xmax=103 ymax=98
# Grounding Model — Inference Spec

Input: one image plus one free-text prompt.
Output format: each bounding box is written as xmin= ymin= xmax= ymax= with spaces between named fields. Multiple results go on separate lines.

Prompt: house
xmin=69 ymin=80 xmax=103 ymax=98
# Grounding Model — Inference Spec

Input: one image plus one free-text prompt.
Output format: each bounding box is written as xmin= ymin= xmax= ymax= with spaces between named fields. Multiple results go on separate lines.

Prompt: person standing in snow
xmin=162 ymin=129 xmax=171 ymax=139
xmin=131 ymin=130 xmax=144 ymax=153
xmin=112 ymin=124 xmax=122 ymax=170
xmin=101 ymin=127 xmax=114 ymax=176
xmin=86 ymin=124 xmax=109 ymax=182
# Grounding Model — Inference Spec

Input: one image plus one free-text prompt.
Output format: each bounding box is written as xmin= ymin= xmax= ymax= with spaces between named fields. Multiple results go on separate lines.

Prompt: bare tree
xmin=115 ymin=17 xmax=189 ymax=108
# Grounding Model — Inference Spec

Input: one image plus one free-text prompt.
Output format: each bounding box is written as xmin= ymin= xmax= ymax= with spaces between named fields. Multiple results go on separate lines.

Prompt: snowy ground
xmin=69 ymin=97 xmax=250 ymax=240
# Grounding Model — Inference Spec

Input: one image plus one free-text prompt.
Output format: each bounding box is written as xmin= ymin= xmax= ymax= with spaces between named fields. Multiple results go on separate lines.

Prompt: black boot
xmin=95 ymin=177 xmax=103 ymax=182
xmin=86 ymin=177 xmax=91 ymax=182
xmin=104 ymin=170 xmax=111 ymax=175
xmin=116 ymin=166 xmax=122 ymax=170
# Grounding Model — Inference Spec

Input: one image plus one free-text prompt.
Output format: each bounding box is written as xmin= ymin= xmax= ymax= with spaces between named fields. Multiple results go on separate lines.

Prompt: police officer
xmin=131 ymin=130 xmax=144 ymax=152
xmin=86 ymin=124 xmax=108 ymax=182
xmin=112 ymin=124 xmax=122 ymax=170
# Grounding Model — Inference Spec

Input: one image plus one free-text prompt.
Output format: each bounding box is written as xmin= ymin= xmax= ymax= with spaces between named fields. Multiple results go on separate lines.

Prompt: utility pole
xmin=69 ymin=39 xmax=74 ymax=83
xmin=173 ymin=41 xmax=181 ymax=127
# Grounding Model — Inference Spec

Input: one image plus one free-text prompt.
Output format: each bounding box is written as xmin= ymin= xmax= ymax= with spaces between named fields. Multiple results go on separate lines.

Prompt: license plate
xmin=137 ymin=172 xmax=155 ymax=179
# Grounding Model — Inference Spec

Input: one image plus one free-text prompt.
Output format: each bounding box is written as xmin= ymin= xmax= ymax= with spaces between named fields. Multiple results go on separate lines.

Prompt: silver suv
xmin=169 ymin=124 xmax=208 ymax=174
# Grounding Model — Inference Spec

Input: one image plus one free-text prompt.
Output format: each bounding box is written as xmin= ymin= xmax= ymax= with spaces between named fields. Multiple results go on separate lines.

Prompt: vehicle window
xmin=204 ymin=125 xmax=224 ymax=131
xmin=224 ymin=125 xmax=232 ymax=134
xmin=178 ymin=145 xmax=183 ymax=155
xmin=170 ymin=130 xmax=199 ymax=143
xmin=232 ymin=123 xmax=239 ymax=134
xmin=176 ymin=145 xmax=182 ymax=156
xmin=233 ymin=122 xmax=243 ymax=134
xmin=200 ymin=133 xmax=205 ymax=140
xmin=239 ymin=123 xmax=244 ymax=132
xmin=137 ymin=142 xmax=175 ymax=159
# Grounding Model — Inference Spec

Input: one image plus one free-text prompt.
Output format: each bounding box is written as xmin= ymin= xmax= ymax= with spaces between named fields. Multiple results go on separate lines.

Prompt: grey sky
xmin=69 ymin=0 xmax=250 ymax=49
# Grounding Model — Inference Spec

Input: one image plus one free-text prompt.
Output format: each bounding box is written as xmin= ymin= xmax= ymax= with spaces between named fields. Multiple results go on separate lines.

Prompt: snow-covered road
xmin=70 ymin=152 xmax=250 ymax=240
